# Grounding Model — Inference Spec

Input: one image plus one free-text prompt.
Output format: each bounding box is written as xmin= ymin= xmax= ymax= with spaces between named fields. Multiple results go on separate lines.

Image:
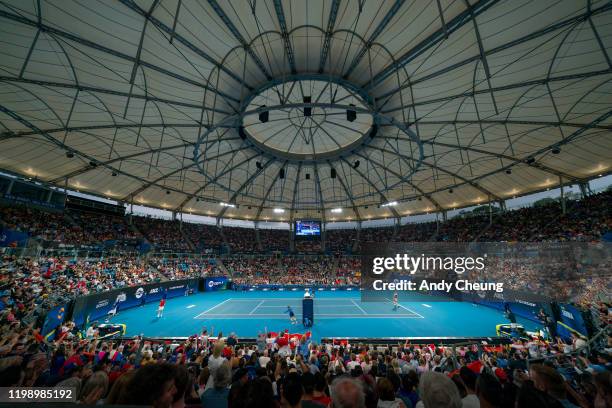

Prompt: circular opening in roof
xmin=242 ymin=78 xmax=373 ymax=161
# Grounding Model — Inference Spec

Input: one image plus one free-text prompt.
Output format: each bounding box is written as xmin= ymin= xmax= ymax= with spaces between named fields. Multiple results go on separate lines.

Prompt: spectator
xmin=78 ymin=371 xmax=109 ymax=405
xmin=330 ymin=376 xmax=366 ymax=408
xmin=312 ymin=372 xmax=331 ymax=406
xmin=201 ymin=361 xmax=231 ymax=408
xmin=530 ymin=364 xmax=579 ymax=408
xmin=376 ymin=377 xmax=407 ymax=408
xmin=416 ymin=371 xmax=462 ymax=408
xmin=459 ymin=366 xmax=480 ymax=408
xmin=280 ymin=372 xmax=304 ymax=408
xmin=119 ymin=363 xmax=177 ymax=408
xmin=476 ymin=372 xmax=502 ymax=408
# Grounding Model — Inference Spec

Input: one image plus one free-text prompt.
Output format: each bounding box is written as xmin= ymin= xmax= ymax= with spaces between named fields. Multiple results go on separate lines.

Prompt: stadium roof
xmin=0 ymin=0 xmax=610 ymax=222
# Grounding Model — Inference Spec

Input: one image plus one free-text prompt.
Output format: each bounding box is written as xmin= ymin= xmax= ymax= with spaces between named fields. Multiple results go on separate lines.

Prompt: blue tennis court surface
xmin=194 ymin=297 xmax=423 ymax=319
xmin=109 ymin=290 xmax=539 ymax=340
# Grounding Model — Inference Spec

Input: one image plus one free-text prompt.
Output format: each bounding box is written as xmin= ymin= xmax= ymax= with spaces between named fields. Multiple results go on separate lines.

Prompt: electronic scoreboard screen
xmin=295 ymin=220 xmax=321 ymax=237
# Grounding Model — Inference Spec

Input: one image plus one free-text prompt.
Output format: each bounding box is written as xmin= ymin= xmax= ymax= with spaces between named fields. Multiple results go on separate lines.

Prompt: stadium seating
xmin=0 ymin=190 xmax=609 ymax=407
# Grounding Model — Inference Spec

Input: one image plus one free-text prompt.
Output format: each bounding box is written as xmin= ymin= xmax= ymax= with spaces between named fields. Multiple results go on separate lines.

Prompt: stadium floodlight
xmin=381 ymin=201 xmax=398 ymax=207
xmin=273 ymin=208 xmax=285 ymax=213
xmin=331 ymin=208 xmax=342 ymax=213
xmin=220 ymin=202 xmax=236 ymax=208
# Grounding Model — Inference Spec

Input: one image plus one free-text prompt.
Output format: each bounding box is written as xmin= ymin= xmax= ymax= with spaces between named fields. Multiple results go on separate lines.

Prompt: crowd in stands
xmin=0 ymin=253 xmax=220 ymax=325
xmin=396 ymin=222 xmax=437 ymax=243
xmin=1 ymin=190 xmax=609 ymax=256
xmin=148 ymin=257 xmax=219 ymax=281
xmin=326 ymin=229 xmax=358 ymax=253
xmin=182 ymin=223 xmax=224 ymax=253
xmin=222 ymin=226 xmax=259 ymax=253
xmin=295 ymin=241 xmax=322 ymax=253
xmin=69 ymin=210 xmax=141 ymax=248
xmin=0 ymin=190 xmax=608 ymax=406
xmin=227 ymin=255 xmax=360 ymax=287
xmin=435 ymin=215 xmax=490 ymax=242
xmin=259 ymin=228 xmax=290 ymax=252
xmin=359 ymin=226 xmax=395 ymax=248
xmin=1 ymin=206 xmax=78 ymax=245
xmin=479 ymin=191 xmax=611 ymax=242
xmin=1 ymin=207 xmax=142 ymax=250
xmin=0 ymin=311 xmax=610 ymax=407
xmin=133 ymin=216 xmax=192 ymax=253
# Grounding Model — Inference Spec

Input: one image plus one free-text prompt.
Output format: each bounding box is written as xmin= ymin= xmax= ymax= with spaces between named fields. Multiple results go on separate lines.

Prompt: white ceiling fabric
xmin=0 ymin=0 xmax=609 ymax=221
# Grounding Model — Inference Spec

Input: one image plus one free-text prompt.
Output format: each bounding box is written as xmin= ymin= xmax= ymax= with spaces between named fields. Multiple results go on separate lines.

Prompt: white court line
xmin=421 ymin=304 xmax=432 ymax=308
xmin=249 ymin=300 xmax=265 ymax=315
xmin=385 ymin=298 xmax=425 ymax=318
xmin=222 ymin=298 xmax=357 ymax=302
xmin=350 ymin=299 xmax=367 ymax=315
xmin=193 ymin=298 xmax=234 ymax=319
xmin=256 ymin=304 xmax=357 ymax=308
xmin=194 ymin=314 xmax=423 ymax=319
xmin=186 ymin=305 xmax=196 ymax=309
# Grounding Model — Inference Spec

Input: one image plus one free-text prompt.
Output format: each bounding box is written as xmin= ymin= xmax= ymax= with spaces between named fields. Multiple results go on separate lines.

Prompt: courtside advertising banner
xmin=204 ymin=276 xmax=228 ymax=291
xmin=72 ymin=278 xmax=198 ymax=327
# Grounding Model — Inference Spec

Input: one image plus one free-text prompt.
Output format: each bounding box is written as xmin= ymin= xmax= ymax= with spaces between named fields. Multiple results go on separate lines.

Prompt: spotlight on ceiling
xmin=279 ymin=168 xmax=285 ymax=179
xmin=330 ymin=168 xmax=336 ymax=179
xmin=381 ymin=201 xmax=398 ymax=207
xmin=305 ymin=173 xmax=310 ymax=180
xmin=526 ymin=157 xmax=535 ymax=164
xmin=448 ymin=189 xmax=453 ymax=194
xmin=273 ymin=208 xmax=285 ymax=214
xmin=346 ymin=104 xmax=356 ymax=122
xmin=196 ymin=198 xmax=200 ymax=202
xmin=89 ymin=161 xmax=97 ymax=168
xmin=303 ymin=96 xmax=311 ymax=117
xmin=353 ymin=160 xmax=360 ymax=169
xmin=331 ymin=208 xmax=342 ymax=213
xmin=238 ymin=126 xmax=247 ymax=140
xmin=506 ymin=169 xmax=512 ymax=175
xmin=166 ymin=190 xmax=171 ymax=195
xmin=220 ymin=202 xmax=236 ymax=208
xmin=111 ymin=171 xmax=117 ymax=177
xmin=256 ymin=161 xmax=262 ymax=170
xmin=551 ymin=147 xmax=560 ymax=154
xmin=258 ymin=105 xmax=269 ymax=123
xmin=66 ymin=151 xmax=74 ymax=158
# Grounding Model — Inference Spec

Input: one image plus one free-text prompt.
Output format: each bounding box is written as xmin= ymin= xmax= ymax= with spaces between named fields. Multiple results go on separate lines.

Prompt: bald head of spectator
xmin=419 ymin=371 xmax=462 ymax=408
xmin=330 ymin=376 xmax=366 ymax=408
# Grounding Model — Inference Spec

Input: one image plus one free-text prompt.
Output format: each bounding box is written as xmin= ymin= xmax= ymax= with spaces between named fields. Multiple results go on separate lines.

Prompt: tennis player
xmin=285 ymin=305 xmax=297 ymax=325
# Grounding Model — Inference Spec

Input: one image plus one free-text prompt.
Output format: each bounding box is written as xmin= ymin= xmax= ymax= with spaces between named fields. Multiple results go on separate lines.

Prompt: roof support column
xmin=321 ymin=222 xmax=326 ymax=252
xmin=6 ymin=179 xmax=14 ymax=196
xmin=579 ymin=182 xmax=590 ymax=198
xmin=559 ymin=177 xmax=566 ymax=215
xmin=354 ymin=221 xmax=362 ymax=253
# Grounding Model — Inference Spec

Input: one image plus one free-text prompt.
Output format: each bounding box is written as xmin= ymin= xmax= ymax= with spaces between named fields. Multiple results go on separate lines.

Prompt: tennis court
xmin=193 ymin=296 xmax=423 ymax=319
xmin=108 ymin=290 xmax=540 ymax=340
